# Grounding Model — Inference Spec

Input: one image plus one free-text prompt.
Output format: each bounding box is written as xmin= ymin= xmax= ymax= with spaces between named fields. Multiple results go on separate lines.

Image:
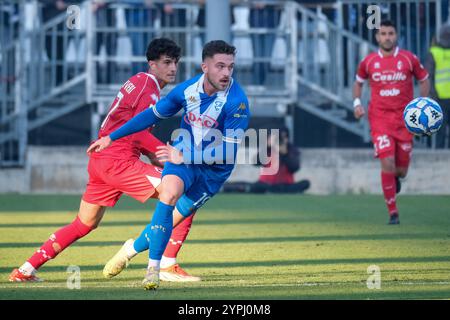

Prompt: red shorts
xmin=82 ymin=156 xmax=162 ymax=207
xmin=371 ymin=132 xmax=413 ymax=168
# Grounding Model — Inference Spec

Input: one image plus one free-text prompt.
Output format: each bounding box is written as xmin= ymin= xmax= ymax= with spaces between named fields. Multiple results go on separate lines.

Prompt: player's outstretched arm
xmin=111 ymin=107 xmax=163 ymax=141
xmin=102 ymin=89 xmax=183 ymax=152
xmin=86 ymin=107 xmax=162 ymax=154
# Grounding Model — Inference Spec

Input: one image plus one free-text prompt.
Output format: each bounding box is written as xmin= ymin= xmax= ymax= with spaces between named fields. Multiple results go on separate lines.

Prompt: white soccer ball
xmin=403 ymin=97 xmax=443 ymax=136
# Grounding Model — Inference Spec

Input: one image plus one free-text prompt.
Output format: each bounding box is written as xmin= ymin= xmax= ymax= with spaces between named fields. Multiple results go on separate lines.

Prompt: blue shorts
xmin=163 ymin=162 xmax=227 ymax=217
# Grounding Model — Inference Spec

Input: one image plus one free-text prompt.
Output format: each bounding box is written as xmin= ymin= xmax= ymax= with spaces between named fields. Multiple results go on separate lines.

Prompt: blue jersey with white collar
xmin=109 ymin=73 xmax=250 ymax=181
xmin=154 ymin=74 xmax=250 ymax=180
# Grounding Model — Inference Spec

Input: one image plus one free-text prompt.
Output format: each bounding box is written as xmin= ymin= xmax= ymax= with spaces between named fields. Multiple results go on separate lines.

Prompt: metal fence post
xmin=86 ymin=0 xmax=94 ymax=104
xmin=17 ymin=1 xmax=28 ymax=166
xmin=288 ymin=1 xmax=298 ymax=101
xmin=336 ymin=0 xmax=344 ymax=96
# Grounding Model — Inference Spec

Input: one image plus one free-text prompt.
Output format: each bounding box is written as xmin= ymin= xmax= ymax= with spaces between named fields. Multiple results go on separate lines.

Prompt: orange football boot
xmin=9 ymin=269 xmax=43 ymax=282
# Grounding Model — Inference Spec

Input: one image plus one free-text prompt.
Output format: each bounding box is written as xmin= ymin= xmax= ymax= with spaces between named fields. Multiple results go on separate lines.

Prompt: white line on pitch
xmin=1 ymin=281 xmax=450 ymax=289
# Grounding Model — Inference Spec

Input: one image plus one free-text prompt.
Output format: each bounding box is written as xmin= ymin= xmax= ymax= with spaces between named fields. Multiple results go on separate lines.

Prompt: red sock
xmin=27 ymin=216 xmax=93 ymax=270
xmin=163 ymin=213 xmax=195 ymax=258
xmin=381 ymin=171 xmax=398 ymax=216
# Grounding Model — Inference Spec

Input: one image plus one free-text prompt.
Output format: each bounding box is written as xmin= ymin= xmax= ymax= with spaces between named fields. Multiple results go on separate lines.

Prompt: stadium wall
xmin=0 ymin=147 xmax=449 ymax=195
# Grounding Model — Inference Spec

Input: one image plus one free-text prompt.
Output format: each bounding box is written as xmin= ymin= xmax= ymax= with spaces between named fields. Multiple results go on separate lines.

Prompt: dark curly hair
xmin=202 ymin=40 xmax=236 ymax=61
xmin=146 ymin=38 xmax=181 ymax=62
xmin=376 ymin=19 xmax=397 ymax=33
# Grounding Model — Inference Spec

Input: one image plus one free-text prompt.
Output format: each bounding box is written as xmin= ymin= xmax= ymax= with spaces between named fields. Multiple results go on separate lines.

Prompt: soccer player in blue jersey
xmin=87 ymin=40 xmax=250 ymax=290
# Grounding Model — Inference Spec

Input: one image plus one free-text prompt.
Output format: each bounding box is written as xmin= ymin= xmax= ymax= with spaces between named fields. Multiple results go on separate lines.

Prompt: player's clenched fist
xmin=354 ymin=105 xmax=366 ymax=119
xmin=86 ymin=135 xmax=112 ymax=154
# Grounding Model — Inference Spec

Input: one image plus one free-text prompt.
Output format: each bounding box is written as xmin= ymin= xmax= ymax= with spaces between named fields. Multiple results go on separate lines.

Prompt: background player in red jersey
xmin=9 ymin=38 xmax=199 ymax=282
xmin=353 ymin=20 xmax=430 ymax=224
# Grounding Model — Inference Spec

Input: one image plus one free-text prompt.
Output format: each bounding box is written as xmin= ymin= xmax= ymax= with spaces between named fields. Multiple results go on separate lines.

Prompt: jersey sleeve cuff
xmin=152 ymin=106 xmax=170 ymax=119
xmin=417 ymin=73 xmax=429 ymax=82
xmin=356 ymin=75 xmax=367 ymax=83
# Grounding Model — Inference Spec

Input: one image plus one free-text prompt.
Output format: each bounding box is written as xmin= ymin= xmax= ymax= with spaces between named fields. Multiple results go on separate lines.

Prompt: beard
xmin=381 ymin=41 xmax=395 ymax=52
xmin=206 ymin=75 xmax=227 ymax=91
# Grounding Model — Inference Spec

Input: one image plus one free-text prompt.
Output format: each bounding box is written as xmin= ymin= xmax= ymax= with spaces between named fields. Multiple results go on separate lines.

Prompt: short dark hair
xmin=146 ymin=38 xmax=181 ymax=62
xmin=377 ymin=20 xmax=397 ymax=32
xmin=202 ymin=40 xmax=236 ymax=61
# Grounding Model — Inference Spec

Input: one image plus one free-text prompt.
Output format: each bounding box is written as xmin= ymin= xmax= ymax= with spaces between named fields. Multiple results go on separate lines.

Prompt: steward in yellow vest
xmin=426 ymin=24 xmax=450 ymax=148
xmin=430 ymin=46 xmax=450 ymax=99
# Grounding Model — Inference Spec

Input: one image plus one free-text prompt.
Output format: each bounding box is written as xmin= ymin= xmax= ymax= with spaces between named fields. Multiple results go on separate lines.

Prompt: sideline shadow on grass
xmin=0 ymin=232 xmax=448 ymax=249
xmin=0 ymin=217 xmax=310 ymax=229
xmin=1 ymin=255 xmax=450 ymax=274
xmin=1 ymin=287 xmax=449 ymax=300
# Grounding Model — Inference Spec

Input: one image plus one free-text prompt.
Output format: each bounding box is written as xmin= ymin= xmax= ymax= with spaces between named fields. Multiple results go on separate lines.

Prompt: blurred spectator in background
xmin=426 ymin=24 xmax=450 ymax=148
xmin=156 ymin=1 xmax=188 ymax=32
xmin=39 ymin=0 xmax=82 ymax=85
xmin=223 ymin=127 xmax=310 ymax=194
xmin=40 ymin=0 xmax=70 ymax=21
xmin=121 ymin=0 xmax=157 ymax=74
xmin=1 ymin=2 xmax=18 ymax=41
xmin=250 ymin=1 xmax=279 ymax=85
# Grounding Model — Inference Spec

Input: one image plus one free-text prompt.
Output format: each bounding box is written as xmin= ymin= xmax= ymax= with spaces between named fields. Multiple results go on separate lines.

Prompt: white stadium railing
xmin=0 ymin=0 xmax=446 ymax=166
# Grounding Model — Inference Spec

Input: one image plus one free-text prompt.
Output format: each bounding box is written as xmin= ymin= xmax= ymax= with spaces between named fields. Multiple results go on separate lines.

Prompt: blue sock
xmin=133 ymin=224 xmax=151 ymax=253
xmin=133 ymin=201 xmax=174 ymax=260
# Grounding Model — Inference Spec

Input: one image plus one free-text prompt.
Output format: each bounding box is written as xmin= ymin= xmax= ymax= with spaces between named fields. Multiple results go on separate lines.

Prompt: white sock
xmin=160 ymin=256 xmax=176 ymax=269
xmin=125 ymin=240 xmax=138 ymax=259
xmin=19 ymin=262 xmax=36 ymax=276
xmin=148 ymin=259 xmax=160 ymax=270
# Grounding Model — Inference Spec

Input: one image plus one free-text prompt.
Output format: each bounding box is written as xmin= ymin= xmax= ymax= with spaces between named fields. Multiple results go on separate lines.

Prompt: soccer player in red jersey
xmin=9 ymin=38 xmax=199 ymax=282
xmin=353 ymin=20 xmax=430 ymax=224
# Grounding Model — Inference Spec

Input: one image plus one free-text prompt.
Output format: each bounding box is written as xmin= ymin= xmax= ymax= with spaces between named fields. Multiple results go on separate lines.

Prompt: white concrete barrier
xmin=0 ymin=146 xmax=449 ymax=195
xmin=229 ymin=148 xmax=450 ymax=195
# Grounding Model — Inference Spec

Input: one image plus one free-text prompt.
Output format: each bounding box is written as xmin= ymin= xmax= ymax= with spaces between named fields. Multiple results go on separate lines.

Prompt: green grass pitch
xmin=0 ymin=194 xmax=449 ymax=300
